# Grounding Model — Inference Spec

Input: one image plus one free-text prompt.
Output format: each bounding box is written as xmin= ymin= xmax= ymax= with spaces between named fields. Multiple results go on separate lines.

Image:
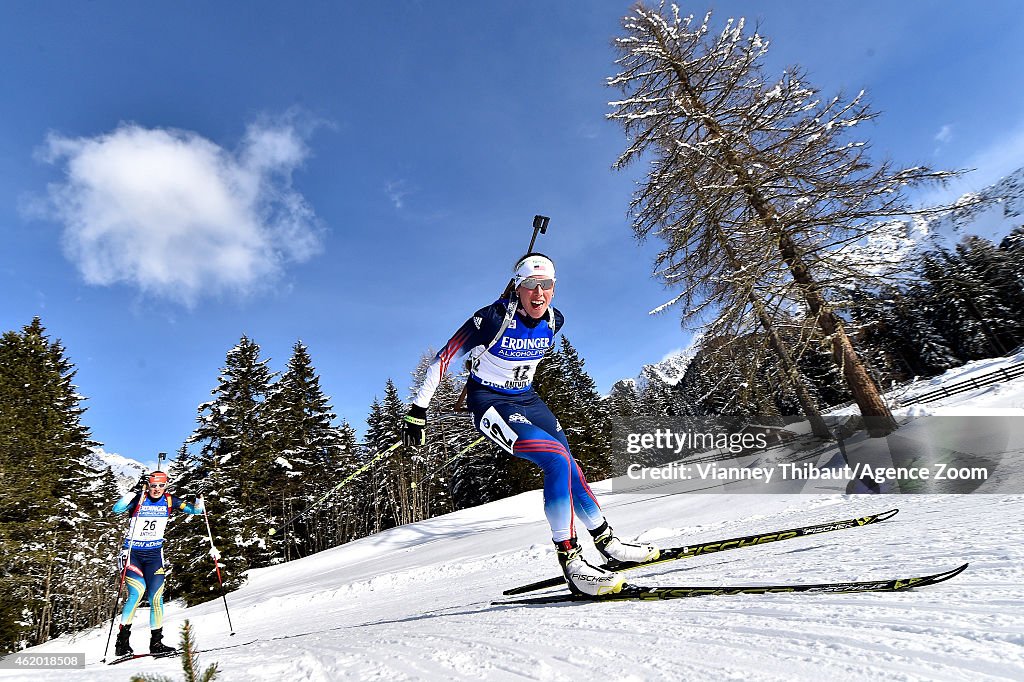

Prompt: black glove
xmin=402 ymin=405 xmax=427 ymax=447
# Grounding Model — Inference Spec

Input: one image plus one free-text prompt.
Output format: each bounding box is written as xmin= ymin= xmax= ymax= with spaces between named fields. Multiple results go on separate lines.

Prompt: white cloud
xmin=916 ymin=119 xmax=1024 ymax=209
xmin=385 ymin=179 xmax=411 ymax=210
xmin=38 ymin=119 xmax=323 ymax=305
xmin=961 ymin=122 xmax=1024 ymax=187
xmin=575 ymin=121 xmax=601 ymax=140
xmin=934 ymin=124 xmax=953 ymax=144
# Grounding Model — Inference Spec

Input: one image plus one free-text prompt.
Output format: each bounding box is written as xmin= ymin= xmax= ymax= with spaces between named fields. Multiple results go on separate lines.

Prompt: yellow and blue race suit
xmin=113 ymin=492 xmax=201 ymax=629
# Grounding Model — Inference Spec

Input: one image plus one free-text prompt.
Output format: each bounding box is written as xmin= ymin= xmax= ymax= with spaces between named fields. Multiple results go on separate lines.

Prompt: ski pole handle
xmin=198 ymin=496 xmax=217 ymax=547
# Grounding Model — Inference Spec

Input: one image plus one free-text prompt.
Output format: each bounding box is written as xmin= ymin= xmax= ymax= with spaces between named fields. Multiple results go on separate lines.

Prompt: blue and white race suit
xmin=413 ymin=299 xmax=603 ymax=542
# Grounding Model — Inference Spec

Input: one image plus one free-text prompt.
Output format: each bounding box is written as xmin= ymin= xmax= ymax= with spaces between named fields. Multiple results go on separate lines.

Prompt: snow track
xmin=7 ymin=492 xmax=1021 ymax=681
xmin=8 ymin=353 xmax=1024 ymax=681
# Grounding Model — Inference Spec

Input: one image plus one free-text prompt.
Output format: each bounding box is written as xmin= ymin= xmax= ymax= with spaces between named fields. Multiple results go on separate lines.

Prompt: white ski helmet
xmin=513 ymin=253 xmax=555 ymax=287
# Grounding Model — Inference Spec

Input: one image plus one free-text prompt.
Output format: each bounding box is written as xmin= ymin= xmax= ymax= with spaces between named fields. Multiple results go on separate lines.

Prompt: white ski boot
xmin=591 ymin=521 xmax=660 ymax=564
xmin=555 ymin=538 xmax=625 ymax=596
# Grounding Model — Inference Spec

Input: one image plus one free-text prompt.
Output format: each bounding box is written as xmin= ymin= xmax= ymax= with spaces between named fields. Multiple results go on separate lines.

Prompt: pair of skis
xmin=494 ymin=508 xmax=968 ymax=605
xmin=106 ymin=639 xmax=257 ymax=666
xmin=107 ymin=649 xmax=180 ymax=666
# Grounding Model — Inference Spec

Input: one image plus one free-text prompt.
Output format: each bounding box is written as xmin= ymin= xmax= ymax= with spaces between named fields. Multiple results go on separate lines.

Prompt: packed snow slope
xmin=17 ymin=494 xmax=1022 ymax=681
xmin=6 ymin=357 xmax=1024 ymax=681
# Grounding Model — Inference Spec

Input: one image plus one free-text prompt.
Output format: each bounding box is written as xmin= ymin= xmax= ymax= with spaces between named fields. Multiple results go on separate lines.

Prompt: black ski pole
xmin=200 ymin=497 xmax=235 ymax=636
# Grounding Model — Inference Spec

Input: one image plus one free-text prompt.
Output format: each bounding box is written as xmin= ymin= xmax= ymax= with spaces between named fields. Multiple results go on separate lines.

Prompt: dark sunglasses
xmin=518 ymin=278 xmax=554 ymax=291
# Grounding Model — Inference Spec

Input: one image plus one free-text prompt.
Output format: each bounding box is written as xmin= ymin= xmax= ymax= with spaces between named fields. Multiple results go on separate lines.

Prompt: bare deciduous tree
xmin=609 ymin=5 xmax=960 ymax=436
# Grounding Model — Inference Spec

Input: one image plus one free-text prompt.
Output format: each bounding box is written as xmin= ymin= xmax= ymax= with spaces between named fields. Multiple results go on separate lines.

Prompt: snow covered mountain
xmin=87 ymin=447 xmax=148 ymax=494
xmin=639 ymin=348 xmax=694 ymax=387
xmin=919 ymin=165 xmax=1024 ymax=246
xmin=845 ymin=164 xmax=1024 ymax=275
xmin=602 ymin=345 xmax=693 ymax=402
xmin=7 ymin=354 xmax=1024 ymax=681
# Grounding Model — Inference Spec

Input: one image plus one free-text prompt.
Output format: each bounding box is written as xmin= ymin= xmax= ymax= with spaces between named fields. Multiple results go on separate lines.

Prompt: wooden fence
xmin=895 ymin=361 xmax=1024 ymax=406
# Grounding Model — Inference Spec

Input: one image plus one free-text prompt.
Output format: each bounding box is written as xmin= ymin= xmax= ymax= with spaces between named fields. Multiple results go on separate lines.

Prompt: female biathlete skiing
xmin=401 ymin=253 xmax=659 ymax=596
xmin=111 ymin=470 xmax=219 ymax=656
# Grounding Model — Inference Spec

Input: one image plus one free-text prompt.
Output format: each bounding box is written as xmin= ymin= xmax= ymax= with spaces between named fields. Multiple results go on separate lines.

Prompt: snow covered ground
xmin=5 ymin=355 xmax=1024 ymax=681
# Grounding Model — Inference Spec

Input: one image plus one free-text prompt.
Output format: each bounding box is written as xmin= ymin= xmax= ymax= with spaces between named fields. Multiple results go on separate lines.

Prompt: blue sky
xmin=2 ymin=1 xmax=1023 ymax=465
